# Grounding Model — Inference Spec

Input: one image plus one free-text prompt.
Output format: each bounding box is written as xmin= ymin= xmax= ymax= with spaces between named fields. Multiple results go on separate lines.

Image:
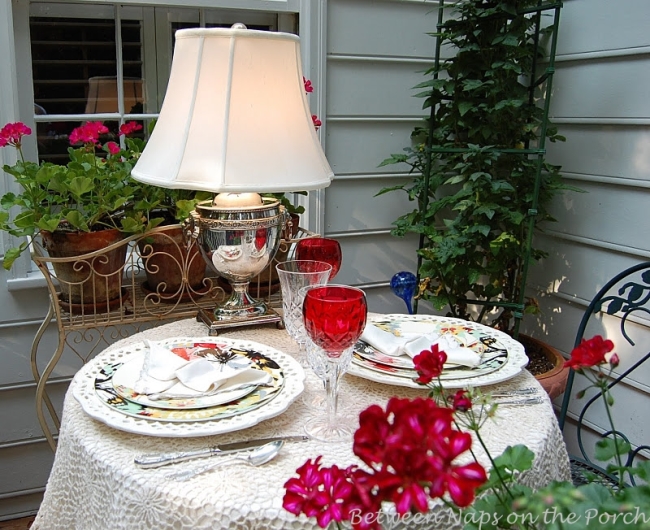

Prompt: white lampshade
xmin=131 ymin=26 xmax=333 ymax=193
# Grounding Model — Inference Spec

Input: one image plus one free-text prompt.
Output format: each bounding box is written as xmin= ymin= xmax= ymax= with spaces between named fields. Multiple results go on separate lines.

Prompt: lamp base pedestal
xmin=196 ymin=307 xmax=284 ymax=336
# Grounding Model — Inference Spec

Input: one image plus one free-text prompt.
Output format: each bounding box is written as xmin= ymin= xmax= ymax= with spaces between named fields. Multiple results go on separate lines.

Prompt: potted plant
xmin=128 ymin=173 xmax=212 ymax=303
xmin=377 ymin=0 xmax=572 ymax=395
xmin=0 ymin=120 xmax=149 ymax=307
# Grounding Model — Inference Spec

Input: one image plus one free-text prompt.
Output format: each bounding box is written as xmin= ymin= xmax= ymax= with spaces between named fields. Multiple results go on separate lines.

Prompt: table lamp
xmin=85 ymin=76 xmax=143 ymax=114
xmin=131 ymin=24 xmax=333 ymax=333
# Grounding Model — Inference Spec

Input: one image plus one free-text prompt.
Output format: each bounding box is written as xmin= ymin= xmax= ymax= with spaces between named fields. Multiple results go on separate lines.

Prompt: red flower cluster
xmin=67 ymin=120 xmax=143 ymax=153
xmin=413 ymin=344 xmax=447 ymax=384
xmin=283 ymin=397 xmax=486 ymax=529
xmin=0 ymin=122 xmax=31 ymax=148
xmin=119 ymin=121 xmax=142 ymax=136
xmin=283 ymin=456 xmax=361 ymax=528
xmin=564 ymin=335 xmax=618 ymax=370
xmin=69 ymin=121 xmax=109 ymax=145
xmin=303 ymin=76 xmax=314 ymax=93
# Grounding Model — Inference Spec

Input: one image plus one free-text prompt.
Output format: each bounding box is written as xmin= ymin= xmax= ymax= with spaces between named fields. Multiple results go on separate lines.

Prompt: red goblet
xmin=302 ymin=285 xmax=367 ymax=441
xmin=295 ymin=238 xmax=342 ymax=279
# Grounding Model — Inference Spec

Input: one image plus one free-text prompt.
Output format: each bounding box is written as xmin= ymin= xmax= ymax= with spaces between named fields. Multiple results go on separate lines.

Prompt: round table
xmin=32 ymin=317 xmax=570 ymax=530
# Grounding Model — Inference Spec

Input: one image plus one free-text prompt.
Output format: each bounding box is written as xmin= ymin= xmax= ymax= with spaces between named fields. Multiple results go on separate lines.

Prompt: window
xmin=3 ymin=1 xmax=299 ymax=283
xmin=28 ymin=3 xmax=294 ymax=163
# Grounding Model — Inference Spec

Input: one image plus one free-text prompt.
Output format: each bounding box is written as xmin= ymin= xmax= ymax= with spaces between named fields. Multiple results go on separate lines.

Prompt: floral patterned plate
xmin=111 ymin=340 xmax=263 ymax=410
xmin=93 ymin=341 xmax=284 ymax=422
xmin=348 ymin=315 xmax=528 ymax=389
xmin=355 ymin=318 xmax=505 ymax=371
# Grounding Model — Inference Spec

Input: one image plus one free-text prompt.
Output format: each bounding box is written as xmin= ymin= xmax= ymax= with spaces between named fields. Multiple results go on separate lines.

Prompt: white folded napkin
xmin=360 ymin=323 xmax=481 ymax=367
xmin=133 ymin=340 xmax=272 ymax=400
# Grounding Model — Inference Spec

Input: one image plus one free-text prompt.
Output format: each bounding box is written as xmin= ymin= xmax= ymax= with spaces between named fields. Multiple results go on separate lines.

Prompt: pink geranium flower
xmin=69 ymin=121 xmax=109 ymax=145
xmin=0 ymin=122 xmax=31 ymax=148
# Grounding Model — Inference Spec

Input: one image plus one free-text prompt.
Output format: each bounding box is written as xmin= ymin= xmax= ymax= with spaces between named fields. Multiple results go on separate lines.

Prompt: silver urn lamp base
xmin=189 ymin=196 xmax=287 ymax=334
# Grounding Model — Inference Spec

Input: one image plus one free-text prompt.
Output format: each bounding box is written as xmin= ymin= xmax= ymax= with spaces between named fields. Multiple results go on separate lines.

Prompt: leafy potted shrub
xmin=378 ymin=0 xmax=572 ymax=394
xmin=0 ymin=120 xmax=148 ymax=308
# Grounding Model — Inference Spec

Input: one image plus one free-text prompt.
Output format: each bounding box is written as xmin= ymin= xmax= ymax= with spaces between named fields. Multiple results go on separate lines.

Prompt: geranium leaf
xmin=64 ymin=211 xmax=89 ymax=231
xmin=594 ymin=437 xmax=631 ymax=462
xmin=67 ymin=176 xmax=94 ymax=197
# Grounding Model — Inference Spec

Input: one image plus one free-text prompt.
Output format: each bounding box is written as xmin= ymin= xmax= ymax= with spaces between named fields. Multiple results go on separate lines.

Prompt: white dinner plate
xmin=347 ymin=315 xmax=528 ymax=389
xmin=73 ymin=336 xmax=305 ymax=437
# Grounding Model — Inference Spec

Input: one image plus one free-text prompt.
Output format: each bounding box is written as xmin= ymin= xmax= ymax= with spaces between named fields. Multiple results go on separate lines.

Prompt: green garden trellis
xmin=412 ymin=0 xmax=564 ymax=339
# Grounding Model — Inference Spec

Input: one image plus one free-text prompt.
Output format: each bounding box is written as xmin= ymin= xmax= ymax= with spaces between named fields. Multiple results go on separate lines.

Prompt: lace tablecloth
xmin=33 ymin=317 xmax=570 ymax=530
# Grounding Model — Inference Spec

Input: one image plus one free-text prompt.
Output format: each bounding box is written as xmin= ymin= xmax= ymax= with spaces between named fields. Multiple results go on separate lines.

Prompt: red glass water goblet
xmin=295 ymin=238 xmax=342 ymax=279
xmin=302 ymin=285 xmax=367 ymax=441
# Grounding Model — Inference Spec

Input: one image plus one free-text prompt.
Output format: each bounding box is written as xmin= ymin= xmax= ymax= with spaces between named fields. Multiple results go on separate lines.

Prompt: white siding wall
xmin=524 ymin=0 xmax=650 ymax=458
xmin=324 ymin=0 xmax=436 ymax=313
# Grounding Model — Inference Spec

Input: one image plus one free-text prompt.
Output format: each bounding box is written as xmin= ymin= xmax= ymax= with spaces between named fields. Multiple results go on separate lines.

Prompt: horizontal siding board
xmin=546 ymin=125 xmax=650 ymax=181
xmin=327 ymin=60 xmax=429 ymax=118
xmin=326 ymin=121 xmax=419 ymax=175
xmin=328 ymin=0 xmax=437 ymax=59
xmin=552 ymin=56 xmax=650 ymax=119
xmin=557 ymin=0 xmax=650 ymax=56
xmin=530 ymin=236 xmax=649 ymax=302
xmin=0 ymin=442 xmax=53 ymax=494
xmin=0 ymin=383 xmax=67 ymax=444
xmin=334 ymin=233 xmax=418 ymax=288
xmin=545 ymin=181 xmax=650 ymax=251
xmin=324 ymin=178 xmax=417 ymax=233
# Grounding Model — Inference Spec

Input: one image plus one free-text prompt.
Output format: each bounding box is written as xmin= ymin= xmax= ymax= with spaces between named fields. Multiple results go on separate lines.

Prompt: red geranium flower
xmin=564 ymin=335 xmax=615 ymax=370
xmin=413 ymin=344 xmax=447 ymax=384
xmin=451 ymin=389 xmax=472 ymax=412
xmin=104 ymin=141 xmax=121 ymax=155
xmin=312 ymin=115 xmax=322 ymax=129
xmin=303 ymin=76 xmax=314 ymax=93
xmin=0 ymin=122 xmax=31 ymax=148
xmin=119 ymin=121 xmax=143 ymax=136
xmin=69 ymin=121 xmax=109 ymax=145
xmin=283 ymin=456 xmax=360 ymax=528
xmin=352 ymin=397 xmax=486 ymax=514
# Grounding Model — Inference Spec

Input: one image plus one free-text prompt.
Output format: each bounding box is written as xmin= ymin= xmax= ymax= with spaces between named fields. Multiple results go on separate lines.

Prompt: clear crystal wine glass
xmin=302 ymin=285 xmax=367 ymax=442
xmin=276 ymin=261 xmax=332 ymax=350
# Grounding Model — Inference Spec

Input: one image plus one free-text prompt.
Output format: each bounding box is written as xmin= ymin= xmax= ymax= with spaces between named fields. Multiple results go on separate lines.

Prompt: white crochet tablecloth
xmin=33 ymin=317 xmax=570 ymax=530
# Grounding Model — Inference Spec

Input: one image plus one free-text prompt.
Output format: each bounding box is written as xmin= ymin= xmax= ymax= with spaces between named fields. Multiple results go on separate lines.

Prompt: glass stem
xmin=325 ymin=360 xmax=341 ymax=427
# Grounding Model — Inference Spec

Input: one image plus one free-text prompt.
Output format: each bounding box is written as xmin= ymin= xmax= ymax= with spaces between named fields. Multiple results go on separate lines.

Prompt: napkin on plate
xmin=133 ymin=340 xmax=272 ymax=400
xmin=360 ymin=323 xmax=482 ymax=367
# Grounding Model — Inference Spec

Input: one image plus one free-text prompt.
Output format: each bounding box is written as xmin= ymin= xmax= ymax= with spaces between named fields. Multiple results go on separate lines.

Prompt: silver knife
xmin=134 ymin=435 xmax=309 ymax=469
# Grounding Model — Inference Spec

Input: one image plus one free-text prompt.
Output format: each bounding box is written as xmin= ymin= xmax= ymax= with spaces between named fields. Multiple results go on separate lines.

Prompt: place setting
xmin=347 ymin=314 xmax=529 ymax=389
xmin=72 ymin=336 xmax=305 ymax=437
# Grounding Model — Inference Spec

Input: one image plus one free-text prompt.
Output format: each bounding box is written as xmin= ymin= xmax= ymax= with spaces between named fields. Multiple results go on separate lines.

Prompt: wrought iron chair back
xmin=558 ymin=261 xmax=650 ymax=486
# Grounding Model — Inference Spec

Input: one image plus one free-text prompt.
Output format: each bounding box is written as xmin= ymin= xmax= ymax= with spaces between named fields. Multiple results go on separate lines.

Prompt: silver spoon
xmin=164 ymin=440 xmax=284 ymax=481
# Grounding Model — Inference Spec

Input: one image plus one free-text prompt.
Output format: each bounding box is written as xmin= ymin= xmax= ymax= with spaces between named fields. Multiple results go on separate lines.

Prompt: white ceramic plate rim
xmin=73 ymin=336 xmax=305 ymax=437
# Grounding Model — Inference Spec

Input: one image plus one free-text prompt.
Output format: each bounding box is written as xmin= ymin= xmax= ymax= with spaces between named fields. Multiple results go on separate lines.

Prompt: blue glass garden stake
xmin=390 ymin=271 xmax=417 ymax=314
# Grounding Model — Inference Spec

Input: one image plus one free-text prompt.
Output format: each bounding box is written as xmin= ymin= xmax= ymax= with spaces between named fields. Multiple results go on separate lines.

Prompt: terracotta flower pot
xmin=41 ymin=228 xmax=128 ymax=311
xmin=520 ymin=334 xmax=569 ymax=400
xmin=137 ymin=226 xmax=207 ymax=303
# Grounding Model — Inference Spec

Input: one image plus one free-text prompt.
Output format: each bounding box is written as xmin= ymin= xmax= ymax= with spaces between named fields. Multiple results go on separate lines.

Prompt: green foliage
xmin=378 ymin=0 xmax=575 ymax=333
xmin=262 ymin=191 xmax=307 ymax=215
xmin=0 ymin=122 xmax=213 ymax=269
